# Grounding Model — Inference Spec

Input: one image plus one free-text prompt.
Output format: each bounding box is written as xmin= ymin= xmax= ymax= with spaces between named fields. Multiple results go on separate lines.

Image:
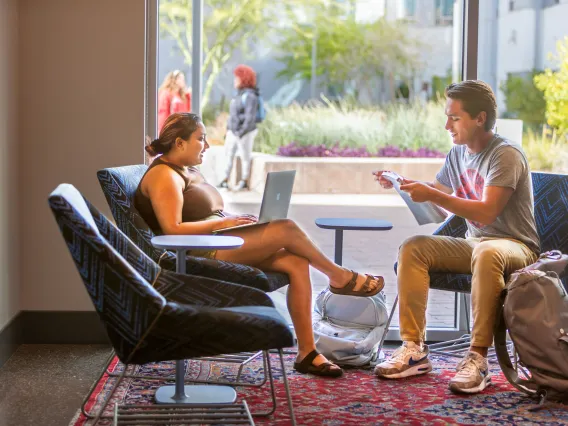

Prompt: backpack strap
xmin=494 ymin=288 xmax=540 ymax=397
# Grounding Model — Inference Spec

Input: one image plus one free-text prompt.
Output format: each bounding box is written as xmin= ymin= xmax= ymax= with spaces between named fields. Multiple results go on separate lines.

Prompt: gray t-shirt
xmin=435 ymin=134 xmax=540 ymax=254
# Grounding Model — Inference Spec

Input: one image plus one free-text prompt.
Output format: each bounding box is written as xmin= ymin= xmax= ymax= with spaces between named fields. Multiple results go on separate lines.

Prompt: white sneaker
xmin=374 ymin=342 xmax=433 ymax=379
xmin=449 ymin=351 xmax=492 ymax=394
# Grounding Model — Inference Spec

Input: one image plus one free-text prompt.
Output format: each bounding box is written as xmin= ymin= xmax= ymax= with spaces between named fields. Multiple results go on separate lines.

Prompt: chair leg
xmin=106 ymin=351 xmax=268 ymax=388
xmin=80 ymin=349 xmax=118 ymax=419
xmin=81 ymin=360 xmax=130 ymax=423
xmin=377 ymin=294 xmax=399 ymax=356
xmin=251 ymin=350 xmax=277 ymax=417
xmin=463 ymin=293 xmax=471 ymax=334
xmin=279 ymin=349 xmax=297 ymax=426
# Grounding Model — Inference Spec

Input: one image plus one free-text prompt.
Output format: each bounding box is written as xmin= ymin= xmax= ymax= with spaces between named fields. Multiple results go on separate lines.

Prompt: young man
xmin=373 ymin=80 xmax=539 ymax=394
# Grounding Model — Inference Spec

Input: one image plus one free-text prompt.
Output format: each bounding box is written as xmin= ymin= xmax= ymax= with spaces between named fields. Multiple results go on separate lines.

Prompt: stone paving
xmin=224 ymin=191 xmax=457 ymax=329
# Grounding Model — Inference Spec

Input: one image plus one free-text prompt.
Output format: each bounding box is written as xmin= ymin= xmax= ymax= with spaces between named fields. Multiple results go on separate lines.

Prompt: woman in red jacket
xmin=158 ymin=70 xmax=191 ymax=132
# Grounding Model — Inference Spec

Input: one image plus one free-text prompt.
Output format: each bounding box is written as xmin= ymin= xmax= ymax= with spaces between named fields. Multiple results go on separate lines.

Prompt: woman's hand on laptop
xmin=214 ymin=215 xmax=258 ymax=230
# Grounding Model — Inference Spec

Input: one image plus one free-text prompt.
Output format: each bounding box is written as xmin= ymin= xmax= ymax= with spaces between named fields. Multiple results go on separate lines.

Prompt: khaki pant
xmin=397 ymin=235 xmax=537 ymax=347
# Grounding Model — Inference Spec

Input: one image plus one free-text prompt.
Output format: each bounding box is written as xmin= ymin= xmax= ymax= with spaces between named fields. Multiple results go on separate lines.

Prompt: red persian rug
xmin=70 ymin=352 xmax=568 ymax=425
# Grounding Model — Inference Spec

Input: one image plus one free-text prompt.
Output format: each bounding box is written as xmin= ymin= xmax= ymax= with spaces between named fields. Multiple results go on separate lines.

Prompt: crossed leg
xmin=215 ymin=219 xmax=382 ymax=369
xmin=215 ymin=219 xmax=380 ymax=292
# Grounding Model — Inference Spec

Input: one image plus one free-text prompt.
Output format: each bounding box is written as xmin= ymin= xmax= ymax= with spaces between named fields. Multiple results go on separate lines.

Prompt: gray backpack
xmin=495 ymin=250 xmax=568 ymax=406
xmin=313 ymin=289 xmax=388 ymax=367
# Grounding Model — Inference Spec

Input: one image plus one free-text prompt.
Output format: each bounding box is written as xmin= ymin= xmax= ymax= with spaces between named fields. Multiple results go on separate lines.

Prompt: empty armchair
xmin=48 ymin=183 xmax=296 ymax=424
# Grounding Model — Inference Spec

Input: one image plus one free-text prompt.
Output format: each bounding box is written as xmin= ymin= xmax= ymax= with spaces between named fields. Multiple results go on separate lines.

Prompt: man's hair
xmin=445 ymin=80 xmax=497 ymax=131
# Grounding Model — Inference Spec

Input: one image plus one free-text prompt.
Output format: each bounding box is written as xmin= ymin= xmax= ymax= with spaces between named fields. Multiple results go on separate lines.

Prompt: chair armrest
xmin=432 ymin=214 xmax=467 ymax=238
xmin=151 ymin=235 xmax=243 ymax=251
xmin=153 ymin=269 xmax=274 ymax=308
xmin=158 ymin=252 xmax=275 ymax=292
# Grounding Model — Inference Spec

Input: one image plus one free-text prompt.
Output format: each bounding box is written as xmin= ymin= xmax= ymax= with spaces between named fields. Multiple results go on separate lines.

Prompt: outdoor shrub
xmin=500 ymin=71 xmax=546 ymax=129
xmin=534 ymin=36 xmax=568 ymax=135
xmin=256 ymin=99 xmax=452 ymax=156
xmin=523 ymin=128 xmax=568 ymax=172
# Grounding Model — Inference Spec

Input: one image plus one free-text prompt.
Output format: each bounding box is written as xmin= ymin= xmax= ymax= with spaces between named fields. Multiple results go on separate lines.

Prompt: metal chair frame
xmin=112 ymin=401 xmax=256 ymax=425
xmin=81 ymin=349 xmax=295 ymax=425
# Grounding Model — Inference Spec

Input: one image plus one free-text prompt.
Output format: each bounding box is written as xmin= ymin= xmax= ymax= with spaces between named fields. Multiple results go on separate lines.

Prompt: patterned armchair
xmin=97 ymin=165 xmax=289 ymax=292
xmin=48 ymin=184 xmax=295 ymax=423
xmin=387 ymin=172 xmax=568 ymax=355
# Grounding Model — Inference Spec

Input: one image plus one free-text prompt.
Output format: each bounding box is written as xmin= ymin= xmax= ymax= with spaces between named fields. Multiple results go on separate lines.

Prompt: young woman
xmin=157 ymin=70 xmax=191 ymax=132
xmin=218 ymin=64 xmax=260 ymax=191
xmin=135 ymin=113 xmax=385 ymax=377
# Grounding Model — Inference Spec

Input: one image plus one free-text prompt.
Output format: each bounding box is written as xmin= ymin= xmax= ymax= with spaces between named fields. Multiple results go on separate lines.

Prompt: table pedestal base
xmin=155 ymin=384 xmax=237 ymax=404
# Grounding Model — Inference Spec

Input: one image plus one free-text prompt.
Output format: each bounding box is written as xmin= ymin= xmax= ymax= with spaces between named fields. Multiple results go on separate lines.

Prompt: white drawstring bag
xmin=313 ymin=288 xmax=388 ymax=367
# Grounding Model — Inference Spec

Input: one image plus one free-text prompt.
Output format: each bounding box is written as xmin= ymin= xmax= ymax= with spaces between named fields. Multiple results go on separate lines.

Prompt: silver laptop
xmin=214 ymin=170 xmax=296 ymax=233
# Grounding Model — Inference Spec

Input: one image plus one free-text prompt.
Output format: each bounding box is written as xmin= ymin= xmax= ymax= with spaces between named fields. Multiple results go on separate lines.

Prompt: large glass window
xmin=478 ymin=0 xmax=568 ymax=173
xmin=156 ymin=0 xmax=470 ymax=338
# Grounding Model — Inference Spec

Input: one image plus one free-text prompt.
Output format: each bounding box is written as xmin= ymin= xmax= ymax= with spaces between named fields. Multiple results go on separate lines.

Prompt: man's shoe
xmin=234 ymin=180 xmax=248 ymax=191
xmin=217 ymin=179 xmax=228 ymax=189
xmin=374 ymin=342 xmax=432 ymax=379
xmin=448 ymin=351 xmax=491 ymax=394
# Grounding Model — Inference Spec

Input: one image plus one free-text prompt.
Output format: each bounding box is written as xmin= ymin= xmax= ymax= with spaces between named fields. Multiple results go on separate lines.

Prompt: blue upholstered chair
xmin=48 ymin=184 xmax=296 ymax=424
xmin=387 ymin=172 xmax=568 ymax=357
xmin=97 ymin=165 xmax=289 ymax=292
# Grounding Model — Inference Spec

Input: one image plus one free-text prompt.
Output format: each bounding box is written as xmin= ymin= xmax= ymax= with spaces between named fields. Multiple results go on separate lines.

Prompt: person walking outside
xmin=218 ymin=64 xmax=261 ymax=191
xmin=158 ymin=70 xmax=191 ymax=132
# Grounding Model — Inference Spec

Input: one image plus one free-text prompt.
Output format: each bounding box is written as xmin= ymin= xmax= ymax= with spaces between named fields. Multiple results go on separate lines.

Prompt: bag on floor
xmin=494 ymin=250 xmax=568 ymax=406
xmin=313 ymin=288 xmax=388 ymax=367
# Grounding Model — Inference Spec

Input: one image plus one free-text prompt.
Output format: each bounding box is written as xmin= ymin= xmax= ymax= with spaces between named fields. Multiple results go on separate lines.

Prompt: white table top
xmin=151 ymin=235 xmax=244 ymax=251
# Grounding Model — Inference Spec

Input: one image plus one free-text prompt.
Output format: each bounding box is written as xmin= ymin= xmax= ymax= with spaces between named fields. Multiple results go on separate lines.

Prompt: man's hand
xmin=400 ymin=182 xmax=435 ymax=203
xmin=372 ymin=170 xmax=414 ymax=189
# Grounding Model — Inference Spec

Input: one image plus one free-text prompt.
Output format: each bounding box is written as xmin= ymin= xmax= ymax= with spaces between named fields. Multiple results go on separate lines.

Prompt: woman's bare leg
xmin=216 ymin=219 xmax=380 ymax=292
xmin=255 ymin=249 xmax=340 ymax=371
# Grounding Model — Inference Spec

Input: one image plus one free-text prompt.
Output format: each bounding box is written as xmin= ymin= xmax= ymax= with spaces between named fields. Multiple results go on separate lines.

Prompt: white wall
xmin=0 ymin=0 xmax=20 ymax=331
xmin=496 ymin=8 xmax=536 ymax=109
xmin=18 ymin=0 xmax=146 ymax=311
xmin=497 ymin=8 xmax=536 ymax=76
xmin=410 ymin=26 xmax=454 ymax=82
xmin=542 ymin=3 xmax=568 ymax=69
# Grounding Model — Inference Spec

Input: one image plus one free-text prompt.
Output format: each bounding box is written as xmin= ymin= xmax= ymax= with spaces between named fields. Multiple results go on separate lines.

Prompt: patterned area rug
xmin=70 ymin=352 xmax=568 ymax=425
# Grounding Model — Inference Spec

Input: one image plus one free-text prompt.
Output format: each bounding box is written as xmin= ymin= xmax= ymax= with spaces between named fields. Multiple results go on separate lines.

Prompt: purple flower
xmin=277 ymin=143 xmax=446 ymax=158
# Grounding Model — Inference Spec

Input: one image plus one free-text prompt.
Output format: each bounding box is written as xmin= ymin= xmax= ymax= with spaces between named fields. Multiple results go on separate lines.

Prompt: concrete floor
xmin=0 ymin=344 xmax=111 ymax=426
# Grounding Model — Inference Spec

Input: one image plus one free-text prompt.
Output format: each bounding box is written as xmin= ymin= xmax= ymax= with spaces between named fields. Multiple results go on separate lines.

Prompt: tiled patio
xmin=224 ymin=191 xmax=458 ymax=330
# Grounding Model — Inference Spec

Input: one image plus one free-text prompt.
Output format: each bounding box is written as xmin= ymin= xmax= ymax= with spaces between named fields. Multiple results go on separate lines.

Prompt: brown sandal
xmin=293 ymin=349 xmax=343 ymax=377
xmin=329 ymin=270 xmax=384 ymax=297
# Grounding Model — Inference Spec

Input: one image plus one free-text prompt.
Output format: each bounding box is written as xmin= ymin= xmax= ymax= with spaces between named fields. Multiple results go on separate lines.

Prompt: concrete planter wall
xmin=201 ymin=146 xmax=445 ymax=194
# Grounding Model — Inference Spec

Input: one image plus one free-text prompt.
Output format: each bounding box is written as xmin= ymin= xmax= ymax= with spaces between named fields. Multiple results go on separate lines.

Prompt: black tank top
xmin=134 ymin=157 xmax=225 ymax=234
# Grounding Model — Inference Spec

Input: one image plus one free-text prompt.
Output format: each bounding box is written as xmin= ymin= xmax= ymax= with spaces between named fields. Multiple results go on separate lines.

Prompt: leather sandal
xmin=293 ymin=349 xmax=343 ymax=377
xmin=329 ymin=270 xmax=384 ymax=297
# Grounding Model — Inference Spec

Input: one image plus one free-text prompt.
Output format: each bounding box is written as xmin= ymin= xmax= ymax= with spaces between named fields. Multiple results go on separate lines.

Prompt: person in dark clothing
xmin=219 ymin=64 xmax=260 ymax=191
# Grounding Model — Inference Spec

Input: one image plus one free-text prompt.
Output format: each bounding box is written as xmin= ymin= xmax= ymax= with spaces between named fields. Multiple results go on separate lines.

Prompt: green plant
xmin=523 ymin=128 xmax=568 ymax=172
xmin=160 ymin=0 xmax=278 ymax=109
xmin=500 ymin=71 xmax=546 ymax=129
xmin=431 ymin=70 xmax=452 ymax=100
xmin=534 ymin=36 xmax=568 ymax=135
xmin=275 ymin=12 xmax=424 ymax=103
xmin=255 ymin=98 xmax=452 ymax=155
